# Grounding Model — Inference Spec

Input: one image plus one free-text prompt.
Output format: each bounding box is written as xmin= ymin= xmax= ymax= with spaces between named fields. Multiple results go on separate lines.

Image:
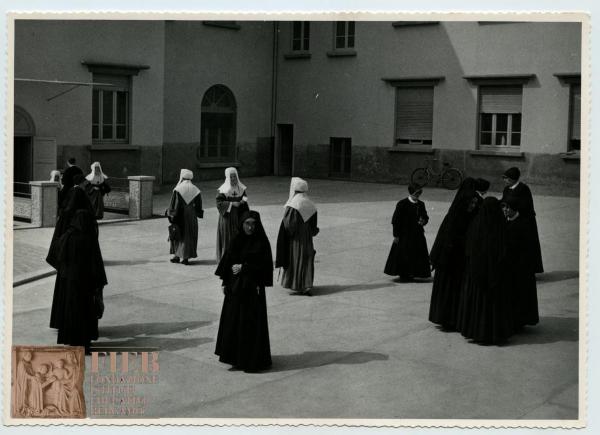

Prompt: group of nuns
xmin=385 ymin=167 xmax=542 ymax=345
xmin=167 ymin=168 xmax=319 ymax=372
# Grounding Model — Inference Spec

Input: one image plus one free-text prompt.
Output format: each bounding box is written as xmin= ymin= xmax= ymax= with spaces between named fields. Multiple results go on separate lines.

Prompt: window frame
xmin=329 ymin=137 xmax=352 ymax=178
xmin=92 ymin=74 xmax=131 ymax=144
xmin=291 ymin=21 xmax=311 ymax=52
xmin=199 ymin=84 xmax=238 ymax=162
xmin=477 ymin=85 xmax=523 ymax=150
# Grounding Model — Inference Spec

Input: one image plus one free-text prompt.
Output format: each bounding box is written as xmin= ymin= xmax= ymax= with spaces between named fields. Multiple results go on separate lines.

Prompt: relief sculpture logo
xmin=11 ymin=346 xmax=86 ymax=418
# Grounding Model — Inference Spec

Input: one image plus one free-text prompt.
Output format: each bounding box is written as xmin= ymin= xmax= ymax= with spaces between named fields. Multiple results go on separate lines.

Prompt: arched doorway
xmin=199 ymin=85 xmax=237 ymax=161
xmin=14 ymin=106 xmax=35 ymax=195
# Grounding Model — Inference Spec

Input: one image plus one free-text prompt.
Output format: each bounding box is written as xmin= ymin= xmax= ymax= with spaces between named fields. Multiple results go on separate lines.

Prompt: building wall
xmin=162 ymin=21 xmax=275 ymax=184
xmin=275 ymin=21 xmax=582 ymax=189
xmin=14 ymin=20 xmax=165 ymax=182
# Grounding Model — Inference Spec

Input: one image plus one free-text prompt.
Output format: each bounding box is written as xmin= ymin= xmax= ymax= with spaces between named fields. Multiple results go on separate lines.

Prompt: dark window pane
xmin=103 ymin=125 xmax=113 ymax=138
xmin=92 ymin=125 xmax=98 ymax=139
xmin=570 ymin=139 xmax=581 ymax=151
xmin=304 ymin=22 xmax=310 ymax=50
xmin=303 ymin=37 xmax=309 ymax=51
xmin=348 ymin=35 xmax=355 ymax=48
xmin=336 ymin=21 xmax=345 ymax=38
xmin=221 ymin=145 xmax=230 ymax=157
xmin=292 ymin=38 xmax=301 ymax=51
xmin=512 ymin=113 xmax=522 ymax=133
xmin=116 ymin=91 xmax=127 ymax=123
xmin=480 ymin=132 xmax=492 ymax=145
xmin=511 ymin=133 xmax=521 ymax=146
xmin=116 ymin=125 xmax=126 ymax=139
xmin=480 ymin=113 xmax=493 ymax=131
xmin=336 ymin=36 xmax=345 ymax=49
xmin=348 ymin=21 xmax=355 ymax=37
xmin=208 ymin=146 xmax=218 ymax=157
xmin=496 ymin=114 xmax=508 ymax=132
xmin=103 ymin=92 xmax=113 ymax=126
xmin=92 ymin=90 xmax=99 ymax=124
xmin=293 ymin=22 xmax=301 ymax=38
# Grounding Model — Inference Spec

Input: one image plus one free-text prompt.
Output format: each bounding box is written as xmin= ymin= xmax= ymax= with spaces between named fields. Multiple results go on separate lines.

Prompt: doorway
xmin=14 ymin=136 xmax=33 ymax=196
xmin=277 ymin=124 xmax=293 ymax=176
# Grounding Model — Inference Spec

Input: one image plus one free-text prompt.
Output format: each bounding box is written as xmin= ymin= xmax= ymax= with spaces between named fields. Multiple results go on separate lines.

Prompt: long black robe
xmin=59 ymin=165 xmax=83 ymax=210
xmin=506 ymin=214 xmax=539 ymax=328
xmin=215 ymin=190 xmax=249 ymax=261
xmin=49 ymin=189 xmax=107 ymax=347
xmin=428 ymin=178 xmax=478 ymax=328
xmin=168 ymin=190 xmax=203 ymax=260
xmin=456 ymin=197 xmax=513 ymax=344
xmin=83 ymin=179 xmax=111 ymax=220
xmin=275 ymin=208 xmax=319 ymax=291
xmin=502 ymin=182 xmax=543 ymax=273
xmin=215 ymin=210 xmax=273 ymax=373
xmin=384 ymin=198 xmax=431 ymax=278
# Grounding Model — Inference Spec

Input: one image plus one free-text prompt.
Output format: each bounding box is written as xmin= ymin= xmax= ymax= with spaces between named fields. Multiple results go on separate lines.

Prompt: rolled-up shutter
xmin=395 ymin=87 xmax=433 ymax=141
xmin=480 ymin=86 xmax=522 ymax=114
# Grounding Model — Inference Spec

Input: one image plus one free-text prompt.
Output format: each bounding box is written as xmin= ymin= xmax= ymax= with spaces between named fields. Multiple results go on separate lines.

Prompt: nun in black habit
xmin=502 ymin=195 xmax=540 ymax=329
xmin=215 ymin=210 xmax=273 ymax=373
xmin=501 ymin=167 xmax=544 ymax=273
xmin=47 ymin=186 xmax=107 ymax=351
xmin=428 ymin=177 xmax=478 ymax=329
xmin=456 ymin=197 xmax=514 ymax=344
xmin=384 ymin=183 xmax=431 ymax=281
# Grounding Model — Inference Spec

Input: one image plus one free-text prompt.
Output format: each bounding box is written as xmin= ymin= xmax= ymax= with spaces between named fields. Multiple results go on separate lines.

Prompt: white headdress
xmin=85 ymin=162 xmax=108 ymax=185
xmin=174 ymin=169 xmax=201 ymax=204
xmin=217 ymin=167 xmax=247 ymax=196
xmin=285 ymin=177 xmax=317 ymax=222
xmin=49 ymin=170 xmax=62 ymax=184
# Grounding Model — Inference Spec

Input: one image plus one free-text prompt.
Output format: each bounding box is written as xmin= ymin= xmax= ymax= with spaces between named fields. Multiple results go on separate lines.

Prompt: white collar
xmin=507 ymin=211 xmax=520 ymax=221
xmin=407 ymin=196 xmax=418 ymax=204
xmin=509 ymin=181 xmax=520 ymax=190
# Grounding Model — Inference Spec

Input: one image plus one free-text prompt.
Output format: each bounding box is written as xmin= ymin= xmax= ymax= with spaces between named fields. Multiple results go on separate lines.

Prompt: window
xmin=569 ymin=83 xmax=581 ymax=151
xmin=200 ymin=85 xmax=237 ymax=161
xmin=92 ymin=74 xmax=130 ymax=143
xmin=395 ymin=87 xmax=434 ymax=146
xmin=330 ymin=137 xmax=351 ymax=177
xmin=335 ymin=21 xmax=355 ymax=49
xmin=292 ymin=21 xmax=310 ymax=51
xmin=478 ymin=86 xmax=522 ymax=148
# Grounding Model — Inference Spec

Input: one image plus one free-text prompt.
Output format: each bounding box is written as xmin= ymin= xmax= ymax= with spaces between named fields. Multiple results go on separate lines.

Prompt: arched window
xmin=200 ymin=85 xmax=237 ymax=161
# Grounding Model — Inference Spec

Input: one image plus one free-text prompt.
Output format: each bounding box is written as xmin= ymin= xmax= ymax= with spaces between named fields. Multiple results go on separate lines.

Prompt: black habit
xmin=215 ymin=210 xmax=273 ymax=373
xmin=59 ymin=165 xmax=83 ymax=209
xmin=501 ymin=182 xmax=543 ymax=273
xmin=384 ymin=198 xmax=431 ymax=279
xmin=48 ymin=188 xmax=107 ymax=347
xmin=428 ymin=178 xmax=478 ymax=328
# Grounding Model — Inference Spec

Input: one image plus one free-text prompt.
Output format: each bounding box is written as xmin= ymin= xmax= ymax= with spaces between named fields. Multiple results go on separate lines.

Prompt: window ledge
xmin=89 ymin=144 xmax=140 ymax=151
xmin=387 ymin=146 xmax=435 ymax=154
xmin=560 ymin=152 xmax=581 ymax=161
xmin=469 ymin=149 xmax=524 ymax=158
xmin=283 ymin=51 xmax=312 ymax=60
xmin=326 ymin=49 xmax=357 ymax=58
xmin=196 ymin=161 xmax=240 ymax=169
xmin=463 ymin=74 xmax=536 ymax=85
xmin=392 ymin=21 xmax=439 ymax=27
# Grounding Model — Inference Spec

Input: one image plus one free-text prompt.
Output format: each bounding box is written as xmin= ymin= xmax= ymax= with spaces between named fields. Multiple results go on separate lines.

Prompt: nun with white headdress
xmin=168 ymin=169 xmax=204 ymax=265
xmin=84 ymin=162 xmax=111 ymax=220
xmin=216 ymin=167 xmax=249 ymax=261
xmin=275 ymin=177 xmax=319 ymax=296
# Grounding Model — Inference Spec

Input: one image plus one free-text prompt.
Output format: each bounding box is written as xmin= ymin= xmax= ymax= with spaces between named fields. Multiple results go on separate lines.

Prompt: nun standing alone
xmin=168 ymin=169 xmax=204 ymax=265
xmin=84 ymin=162 xmax=111 ymax=220
xmin=216 ymin=167 xmax=249 ymax=261
xmin=276 ymin=177 xmax=319 ymax=296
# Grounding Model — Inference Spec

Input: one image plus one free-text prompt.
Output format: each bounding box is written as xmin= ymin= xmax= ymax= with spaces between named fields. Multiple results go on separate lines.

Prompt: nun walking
xmin=216 ymin=167 xmax=249 ymax=261
xmin=84 ymin=162 xmax=111 ymax=220
xmin=168 ymin=169 xmax=204 ymax=265
xmin=276 ymin=177 xmax=319 ymax=296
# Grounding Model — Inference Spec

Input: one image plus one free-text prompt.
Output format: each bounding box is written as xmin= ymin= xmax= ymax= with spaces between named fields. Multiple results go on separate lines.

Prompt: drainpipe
xmin=270 ymin=22 xmax=279 ymax=176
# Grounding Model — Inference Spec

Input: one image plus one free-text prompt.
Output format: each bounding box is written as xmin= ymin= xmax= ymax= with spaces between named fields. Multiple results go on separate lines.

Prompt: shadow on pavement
xmin=270 ymin=350 xmax=389 ymax=372
xmin=509 ymin=316 xmax=579 ymax=345
xmin=98 ymin=320 xmax=212 ymax=338
xmin=91 ymin=336 xmax=213 ymax=352
xmin=104 ymin=259 xmax=165 ymax=266
xmin=313 ymin=283 xmax=396 ymax=296
xmin=536 ymin=270 xmax=579 ymax=283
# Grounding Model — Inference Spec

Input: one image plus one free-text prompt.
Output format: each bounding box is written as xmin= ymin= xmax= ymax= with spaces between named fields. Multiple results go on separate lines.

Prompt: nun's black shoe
xmin=170 ymin=257 xmax=180 ymax=263
xmin=181 ymin=259 xmax=190 ymax=265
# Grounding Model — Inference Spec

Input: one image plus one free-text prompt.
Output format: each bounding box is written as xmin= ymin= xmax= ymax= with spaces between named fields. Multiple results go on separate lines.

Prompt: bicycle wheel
xmin=441 ymin=168 xmax=463 ymax=190
xmin=410 ymin=168 xmax=429 ymax=187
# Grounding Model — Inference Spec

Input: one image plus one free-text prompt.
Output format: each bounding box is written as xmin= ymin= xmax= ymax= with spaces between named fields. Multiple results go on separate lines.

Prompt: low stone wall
xmin=103 ymin=191 xmax=129 ymax=211
xmin=14 ymin=197 xmax=32 ymax=220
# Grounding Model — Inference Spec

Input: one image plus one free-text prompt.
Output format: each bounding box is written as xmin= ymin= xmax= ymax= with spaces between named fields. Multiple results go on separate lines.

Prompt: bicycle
xmin=410 ymin=158 xmax=463 ymax=190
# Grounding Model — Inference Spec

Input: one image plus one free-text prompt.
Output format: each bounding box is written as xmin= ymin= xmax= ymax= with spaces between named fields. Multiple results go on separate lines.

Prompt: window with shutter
xmin=478 ymin=85 xmax=522 ymax=148
xmin=92 ymin=74 xmax=130 ymax=143
xmin=395 ymin=87 xmax=434 ymax=145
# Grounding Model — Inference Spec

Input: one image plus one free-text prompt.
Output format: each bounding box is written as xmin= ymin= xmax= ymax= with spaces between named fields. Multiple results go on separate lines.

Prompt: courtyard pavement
xmin=10 ymin=177 xmax=580 ymax=420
